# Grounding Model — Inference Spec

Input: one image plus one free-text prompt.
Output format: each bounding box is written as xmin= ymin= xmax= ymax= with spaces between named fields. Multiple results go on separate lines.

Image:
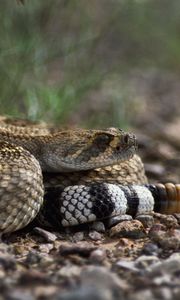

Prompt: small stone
xmin=90 ymin=221 xmax=106 ymax=233
xmin=169 ymin=252 xmax=180 ymax=259
xmin=89 ymin=249 xmax=107 ymax=264
xmin=72 ymin=232 xmax=85 ymax=242
xmin=81 ymin=266 xmax=126 ymax=294
xmin=0 ymin=254 xmax=16 ymax=271
xmin=33 ymin=227 xmax=57 ymax=242
xmin=152 ymin=213 xmax=179 ymax=228
xmin=152 ymin=273 xmax=172 ymax=285
xmin=116 ymin=260 xmax=138 ymax=273
xmin=54 ymin=266 xmax=126 ymax=300
xmin=109 ymin=220 xmax=146 ymax=239
xmin=141 ymin=242 xmax=161 ymax=256
xmin=149 ymin=228 xmax=180 ymax=250
xmin=18 ymin=270 xmax=49 ymax=285
xmin=163 ymin=215 xmax=179 ymax=228
xmin=147 ymin=253 xmax=180 ymax=277
xmin=25 ymin=251 xmax=42 ymax=265
xmin=136 ymin=214 xmax=154 ymax=228
xmin=38 ymin=243 xmax=54 ymax=253
xmin=135 ymin=255 xmax=160 ymax=269
xmin=33 ymin=285 xmax=58 ymax=299
xmin=88 ymin=231 xmax=102 ymax=241
xmin=106 ymin=214 xmax=133 ymax=228
xmin=160 ymin=231 xmax=180 ymax=250
xmin=117 ymin=237 xmax=134 ymax=247
xmin=58 ymin=265 xmax=81 ymax=278
xmin=154 ymin=287 xmax=172 ymax=300
xmin=0 ymin=243 xmax=11 ymax=254
xmin=59 ymin=243 xmax=97 ymax=258
xmin=148 ymin=224 xmax=166 ymax=239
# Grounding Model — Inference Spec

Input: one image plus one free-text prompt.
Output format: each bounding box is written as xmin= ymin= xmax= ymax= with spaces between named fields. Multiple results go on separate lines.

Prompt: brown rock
xmin=59 ymin=243 xmax=97 ymax=258
xmin=109 ymin=220 xmax=146 ymax=239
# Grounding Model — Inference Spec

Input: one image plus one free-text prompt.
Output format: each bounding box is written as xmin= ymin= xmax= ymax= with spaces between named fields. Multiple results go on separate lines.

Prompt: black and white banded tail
xmin=38 ymin=183 xmax=180 ymax=228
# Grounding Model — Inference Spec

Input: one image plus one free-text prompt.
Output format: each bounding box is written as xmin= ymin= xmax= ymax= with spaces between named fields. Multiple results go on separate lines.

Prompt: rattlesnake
xmin=0 ymin=116 xmax=179 ymax=233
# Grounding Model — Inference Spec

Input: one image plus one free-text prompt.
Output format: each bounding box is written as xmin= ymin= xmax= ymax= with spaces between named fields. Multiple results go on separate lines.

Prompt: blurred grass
xmin=0 ymin=0 xmax=180 ymax=127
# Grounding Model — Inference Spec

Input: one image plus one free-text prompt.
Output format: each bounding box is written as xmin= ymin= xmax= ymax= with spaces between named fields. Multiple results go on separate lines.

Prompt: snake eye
xmin=95 ymin=134 xmax=110 ymax=144
xmin=123 ymin=134 xmax=129 ymax=144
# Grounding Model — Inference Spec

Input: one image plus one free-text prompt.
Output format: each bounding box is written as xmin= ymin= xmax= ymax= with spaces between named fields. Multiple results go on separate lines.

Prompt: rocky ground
xmin=0 ymin=76 xmax=180 ymax=300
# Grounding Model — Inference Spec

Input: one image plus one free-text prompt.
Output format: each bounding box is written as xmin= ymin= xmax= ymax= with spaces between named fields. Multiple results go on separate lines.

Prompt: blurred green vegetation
xmin=0 ymin=0 xmax=180 ymax=127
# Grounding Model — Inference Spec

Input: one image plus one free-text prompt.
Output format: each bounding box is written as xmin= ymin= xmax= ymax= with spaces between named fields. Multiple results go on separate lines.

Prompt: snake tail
xmin=37 ymin=183 xmax=180 ymax=229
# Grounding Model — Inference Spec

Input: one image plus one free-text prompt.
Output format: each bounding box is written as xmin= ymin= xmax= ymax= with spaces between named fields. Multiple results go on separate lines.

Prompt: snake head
xmin=39 ymin=128 xmax=137 ymax=172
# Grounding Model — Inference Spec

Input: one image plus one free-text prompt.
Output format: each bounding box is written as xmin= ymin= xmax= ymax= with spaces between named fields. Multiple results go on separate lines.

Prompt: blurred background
xmin=0 ymin=0 xmax=179 ymax=181
xmin=1 ymin=0 xmax=180 ymax=129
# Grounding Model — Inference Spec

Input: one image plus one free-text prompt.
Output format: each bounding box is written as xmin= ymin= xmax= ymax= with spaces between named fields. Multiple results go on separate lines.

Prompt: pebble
xmin=115 ymin=260 xmax=138 ymax=273
xmin=58 ymin=265 xmax=81 ymax=278
xmin=72 ymin=232 xmax=85 ymax=242
xmin=109 ymin=220 xmax=146 ymax=239
xmin=136 ymin=214 xmax=154 ymax=228
xmin=0 ymin=254 xmax=16 ymax=271
xmin=38 ymin=243 xmax=54 ymax=253
xmin=34 ymin=286 xmax=58 ymax=299
xmin=90 ymin=221 xmax=106 ymax=233
xmin=18 ymin=270 xmax=49 ymax=285
xmin=152 ymin=213 xmax=179 ymax=228
xmin=54 ymin=266 xmax=126 ymax=300
xmin=33 ymin=227 xmax=57 ymax=242
xmin=88 ymin=230 xmax=102 ymax=241
xmin=25 ymin=251 xmax=42 ymax=265
xmin=89 ymin=249 xmax=107 ymax=264
xmin=147 ymin=253 xmax=180 ymax=277
xmin=59 ymin=243 xmax=97 ymax=258
xmin=154 ymin=287 xmax=173 ymax=300
xmin=149 ymin=227 xmax=180 ymax=250
xmin=141 ymin=242 xmax=161 ymax=256
xmin=135 ymin=255 xmax=160 ymax=269
xmin=107 ymin=215 xmax=133 ymax=228
xmin=148 ymin=224 xmax=166 ymax=240
xmin=81 ymin=266 xmax=126 ymax=295
xmin=152 ymin=273 xmax=172 ymax=285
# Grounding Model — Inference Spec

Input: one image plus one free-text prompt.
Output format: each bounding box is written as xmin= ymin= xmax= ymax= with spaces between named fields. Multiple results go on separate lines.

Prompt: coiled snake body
xmin=0 ymin=117 xmax=179 ymax=233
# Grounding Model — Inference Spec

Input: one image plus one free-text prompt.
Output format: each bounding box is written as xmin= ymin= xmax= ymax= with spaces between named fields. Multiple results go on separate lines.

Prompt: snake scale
xmin=0 ymin=116 xmax=179 ymax=234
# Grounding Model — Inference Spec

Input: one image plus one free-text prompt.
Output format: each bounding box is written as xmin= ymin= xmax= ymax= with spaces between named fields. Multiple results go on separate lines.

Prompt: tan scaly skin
xmin=0 ymin=125 xmax=137 ymax=172
xmin=0 ymin=117 xmax=179 ymax=234
xmin=0 ymin=119 xmax=141 ymax=233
